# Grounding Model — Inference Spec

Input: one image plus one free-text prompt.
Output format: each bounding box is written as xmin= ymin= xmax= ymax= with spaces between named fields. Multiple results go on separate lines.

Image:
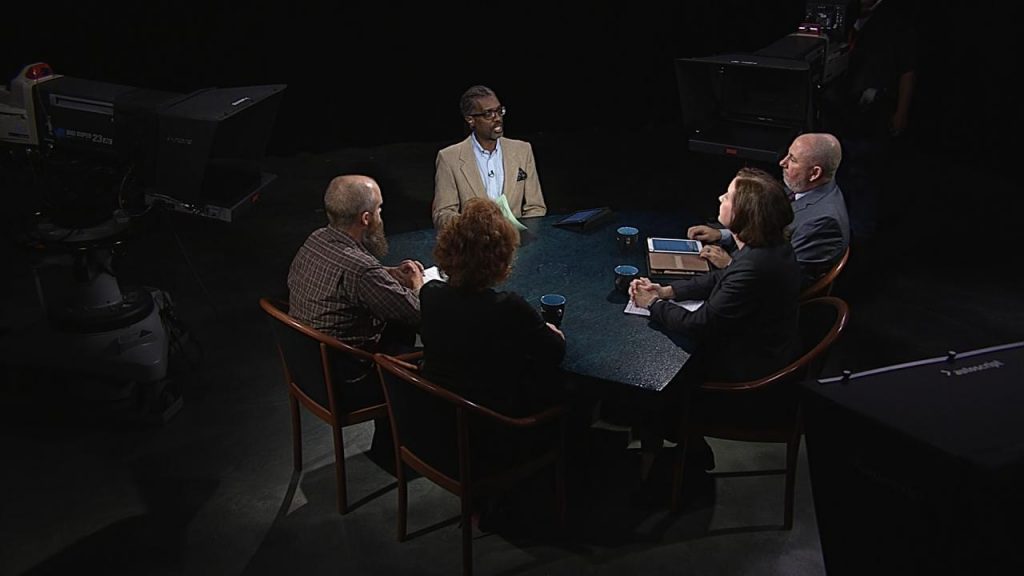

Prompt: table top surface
xmin=386 ymin=210 xmax=700 ymax=392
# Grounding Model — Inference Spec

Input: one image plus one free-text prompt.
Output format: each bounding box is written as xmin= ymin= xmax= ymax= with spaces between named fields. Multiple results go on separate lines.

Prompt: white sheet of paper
xmin=422 ymin=266 xmax=444 ymax=283
xmin=624 ymin=299 xmax=703 ymax=316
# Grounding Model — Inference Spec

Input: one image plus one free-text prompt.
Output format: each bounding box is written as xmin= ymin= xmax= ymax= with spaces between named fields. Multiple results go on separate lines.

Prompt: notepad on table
xmin=647 ymin=250 xmax=710 ymax=277
xmin=624 ymin=299 xmax=704 ymax=316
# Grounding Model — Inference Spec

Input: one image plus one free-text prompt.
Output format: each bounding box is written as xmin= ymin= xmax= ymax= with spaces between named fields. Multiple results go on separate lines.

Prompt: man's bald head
xmin=795 ymin=133 xmax=843 ymax=181
xmin=324 ymin=175 xmax=381 ymax=229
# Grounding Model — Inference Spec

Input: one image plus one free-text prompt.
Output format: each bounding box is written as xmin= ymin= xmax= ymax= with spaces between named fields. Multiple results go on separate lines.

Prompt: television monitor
xmin=155 ymin=84 xmax=285 ymax=206
xmin=675 ymin=54 xmax=815 ymax=162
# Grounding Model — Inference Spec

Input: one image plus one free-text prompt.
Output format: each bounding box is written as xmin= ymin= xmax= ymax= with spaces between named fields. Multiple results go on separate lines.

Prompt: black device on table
xmin=552 ymin=207 xmax=613 ymax=231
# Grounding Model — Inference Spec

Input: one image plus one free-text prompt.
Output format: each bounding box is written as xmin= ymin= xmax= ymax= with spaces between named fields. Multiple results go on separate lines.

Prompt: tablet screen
xmin=650 ymin=238 xmax=701 ymax=253
xmin=558 ymin=208 xmax=604 ymax=225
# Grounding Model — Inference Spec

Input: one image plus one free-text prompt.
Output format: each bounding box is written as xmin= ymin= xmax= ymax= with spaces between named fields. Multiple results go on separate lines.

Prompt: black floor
xmin=2 ymin=126 xmax=1022 ymax=575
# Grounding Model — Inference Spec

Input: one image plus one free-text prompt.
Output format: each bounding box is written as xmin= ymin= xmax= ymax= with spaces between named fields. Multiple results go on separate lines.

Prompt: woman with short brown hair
xmin=629 ymin=168 xmax=801 ymax=473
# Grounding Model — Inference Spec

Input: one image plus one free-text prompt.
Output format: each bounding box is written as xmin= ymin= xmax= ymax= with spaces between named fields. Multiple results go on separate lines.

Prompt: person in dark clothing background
xmin=826 ymin=0 xmax=918 ymax=243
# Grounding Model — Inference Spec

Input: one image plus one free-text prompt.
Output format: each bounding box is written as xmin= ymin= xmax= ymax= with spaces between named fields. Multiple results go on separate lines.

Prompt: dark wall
xmin=5 ymin=2 xmax=801 ymax=153
xmin=2 ymin=1 xmax=1011 ymax=162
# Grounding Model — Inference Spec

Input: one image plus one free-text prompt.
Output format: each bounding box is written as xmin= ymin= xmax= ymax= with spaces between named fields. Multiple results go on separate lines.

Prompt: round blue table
xmin=385 ymin=211 xmax=700 ymax=392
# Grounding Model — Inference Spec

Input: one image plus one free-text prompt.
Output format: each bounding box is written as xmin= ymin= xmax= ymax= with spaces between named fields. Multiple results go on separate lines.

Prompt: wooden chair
xmin=259 ymin=297 xmax=419 ymax=514
xmin=670 ymin=296 xmax=850 ymax=528
xmin=801 ymin=245 xmax=850 ymax=301
xmin=374 ymin=352 xmax=567 ymax=576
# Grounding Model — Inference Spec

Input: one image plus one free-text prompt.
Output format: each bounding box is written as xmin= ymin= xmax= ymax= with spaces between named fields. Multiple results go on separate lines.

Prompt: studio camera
xmin=674 ymin=0 xmax=856 ymax=162
xmin=1 ymin=62 xmax=286 ymax=224
xmin=1 ymin=62 xmax=285 ymax=421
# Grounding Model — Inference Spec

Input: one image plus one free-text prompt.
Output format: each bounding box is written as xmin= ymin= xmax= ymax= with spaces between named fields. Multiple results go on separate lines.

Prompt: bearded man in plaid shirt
xmin=288 ymin=175 xmax=423 ymax=352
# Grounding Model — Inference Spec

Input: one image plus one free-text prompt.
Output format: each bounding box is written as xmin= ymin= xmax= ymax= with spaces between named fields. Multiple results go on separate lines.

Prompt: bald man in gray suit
xmin=432 ymin=85 xmax=546 ymax=230
xmin=689 ymin=133 xmax=850 ymax=288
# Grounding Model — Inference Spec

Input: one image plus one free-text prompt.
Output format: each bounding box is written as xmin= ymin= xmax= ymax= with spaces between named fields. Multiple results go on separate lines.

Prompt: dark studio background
xmin=0 ymin=1 xmax=937 ymax=148
xmin=2 ymin=1 xmax=1010 ymax=151
xmin=4 ymin=2 xmax=801 ymax=150
xmin=4 ymin=0 xmax=1016 ymax=209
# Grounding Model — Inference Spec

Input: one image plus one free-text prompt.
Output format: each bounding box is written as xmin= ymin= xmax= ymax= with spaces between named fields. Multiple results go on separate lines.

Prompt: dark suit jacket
xmin=649 ymin=242 xmax=801 ymax=383
xmin=790 ymin=180 xmax=850 ymax=287
xmin=419 ymin=281 xmax=565 ymax=416
xmin=432 ymin=135 xmax=546 ymax=230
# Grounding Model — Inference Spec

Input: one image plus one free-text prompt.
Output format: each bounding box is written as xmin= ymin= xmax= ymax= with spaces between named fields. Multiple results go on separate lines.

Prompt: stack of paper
xmin=624 ymin=299 xmax=703 ymax=316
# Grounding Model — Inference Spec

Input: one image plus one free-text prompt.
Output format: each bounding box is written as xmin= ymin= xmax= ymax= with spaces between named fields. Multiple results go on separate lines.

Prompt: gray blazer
xmin=432 ymin=135 xmax=546 ymax=229
xmin=789 ymin=180 xmax=850 ymax=287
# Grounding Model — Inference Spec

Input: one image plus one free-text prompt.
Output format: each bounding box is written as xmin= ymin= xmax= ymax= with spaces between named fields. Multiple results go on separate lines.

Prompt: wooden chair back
xmin=801 ymin=245 xmax=851 ymax=301
xmin=671 ymin=296 xmax=850 ymax=527
xmin=259 ymin=297 xmax=388 ymax=514
xmin=374 ymin=352 xmax=566 ymax=576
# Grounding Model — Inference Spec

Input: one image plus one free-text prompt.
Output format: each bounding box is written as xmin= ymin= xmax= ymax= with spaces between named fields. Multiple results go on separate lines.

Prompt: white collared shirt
xmin=471 ymin=134 xmax=504 ymax=201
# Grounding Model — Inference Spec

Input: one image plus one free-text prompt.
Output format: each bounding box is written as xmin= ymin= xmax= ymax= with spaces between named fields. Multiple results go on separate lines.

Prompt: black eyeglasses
xmin=469 ymin=105 xmax=506 ymax=121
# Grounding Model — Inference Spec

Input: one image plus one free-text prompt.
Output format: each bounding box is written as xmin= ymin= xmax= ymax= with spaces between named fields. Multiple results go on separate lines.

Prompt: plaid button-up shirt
xmin=287 ymin=226 xmax=420 ymax=349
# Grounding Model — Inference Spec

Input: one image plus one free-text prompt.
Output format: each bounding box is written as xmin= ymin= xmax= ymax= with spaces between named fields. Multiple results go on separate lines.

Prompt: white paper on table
xmin=624 ymin=299 xmax=703 ymax=316
xmin=422 ymin=266 xmax=445 ymax=283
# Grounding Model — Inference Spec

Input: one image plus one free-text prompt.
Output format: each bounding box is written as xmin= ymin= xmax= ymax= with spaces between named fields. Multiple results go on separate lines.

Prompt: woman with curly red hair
xmin=420 ymin=197 xmax=566 ymax=417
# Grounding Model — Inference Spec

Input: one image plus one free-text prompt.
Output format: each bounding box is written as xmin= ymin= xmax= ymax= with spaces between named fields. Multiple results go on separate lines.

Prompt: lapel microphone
xmin=488 ymin=170 xmax=494 ymax=178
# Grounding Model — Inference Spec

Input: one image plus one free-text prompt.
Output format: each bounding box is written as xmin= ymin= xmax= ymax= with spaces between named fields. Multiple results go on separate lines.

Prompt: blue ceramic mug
xmin=614 ymin=264 xmax=639 ymax=294
xmin=540 ymin=294 xmax=567 ymax=327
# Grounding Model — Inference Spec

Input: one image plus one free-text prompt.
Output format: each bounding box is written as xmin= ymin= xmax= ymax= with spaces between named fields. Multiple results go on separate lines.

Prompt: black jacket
xmin=649 ymin=242 xmax=801 ymax=383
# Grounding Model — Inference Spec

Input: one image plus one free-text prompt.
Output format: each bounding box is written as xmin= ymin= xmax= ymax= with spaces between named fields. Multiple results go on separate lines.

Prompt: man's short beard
xmin=363 ymin=219 xmax=389 ymax=259
xmin=783 ymin=175 xmax=809 ymax=194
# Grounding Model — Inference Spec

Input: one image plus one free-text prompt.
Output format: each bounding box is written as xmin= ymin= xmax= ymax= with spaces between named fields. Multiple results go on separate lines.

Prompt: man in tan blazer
xmin=432 ymin=85 xmax=546 ymax=229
